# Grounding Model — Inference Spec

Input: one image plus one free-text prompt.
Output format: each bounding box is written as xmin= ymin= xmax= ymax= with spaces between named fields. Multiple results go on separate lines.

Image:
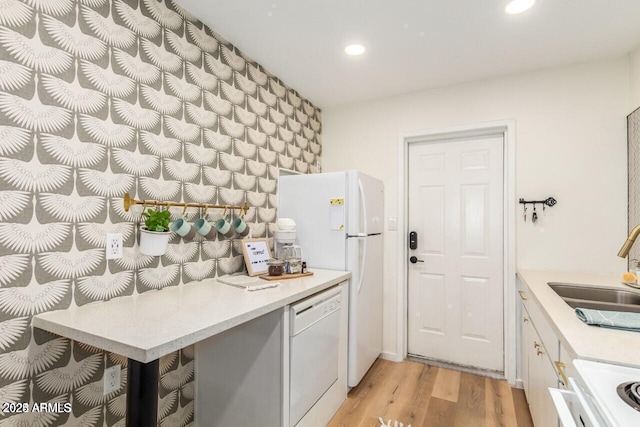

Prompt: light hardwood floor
xmin=328 ymin=359 xmax=534 ymax=427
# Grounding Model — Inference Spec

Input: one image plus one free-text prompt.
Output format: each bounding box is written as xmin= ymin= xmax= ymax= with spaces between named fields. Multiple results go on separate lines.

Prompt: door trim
xmin=396 ymin=120 xmax=517 ymax=385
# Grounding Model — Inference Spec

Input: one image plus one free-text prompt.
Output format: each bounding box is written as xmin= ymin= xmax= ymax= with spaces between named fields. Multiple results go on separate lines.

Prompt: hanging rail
xmin=518 ymin=197 xmax=557 ymax=207
xmin=123 ymin=194 xmax=249 ymax=215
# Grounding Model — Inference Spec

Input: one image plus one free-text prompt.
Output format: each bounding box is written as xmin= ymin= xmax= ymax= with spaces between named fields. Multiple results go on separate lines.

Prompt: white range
xmin=551 ymin=359 xmax=640 ymax=426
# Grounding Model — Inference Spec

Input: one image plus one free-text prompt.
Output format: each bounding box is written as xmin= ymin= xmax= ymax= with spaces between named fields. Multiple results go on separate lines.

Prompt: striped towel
xmin=575 ymin=308 xmax=640 ymax=331
xmin=217 ymin=274 xmax=281 ymax=291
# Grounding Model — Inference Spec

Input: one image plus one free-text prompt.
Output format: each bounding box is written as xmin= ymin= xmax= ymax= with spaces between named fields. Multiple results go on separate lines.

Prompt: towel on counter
xmin=575 ymin=308 xmax=640 ymax=331
xmin=217 ymin=274 xmax=281 ymax=291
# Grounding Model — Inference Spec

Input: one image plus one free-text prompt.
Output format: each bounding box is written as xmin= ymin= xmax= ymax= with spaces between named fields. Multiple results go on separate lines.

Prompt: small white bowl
xmin=276 ymin=218 xmax=296 ymax=231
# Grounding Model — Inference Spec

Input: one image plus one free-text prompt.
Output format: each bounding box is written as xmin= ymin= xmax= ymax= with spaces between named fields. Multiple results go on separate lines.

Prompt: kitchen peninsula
xmin=32 ymin=269 xmax=351 ymax=427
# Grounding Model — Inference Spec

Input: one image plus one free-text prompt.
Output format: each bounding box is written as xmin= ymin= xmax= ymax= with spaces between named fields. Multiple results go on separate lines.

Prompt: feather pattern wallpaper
xmin=0 ymin=0 xmax=322 ymax=425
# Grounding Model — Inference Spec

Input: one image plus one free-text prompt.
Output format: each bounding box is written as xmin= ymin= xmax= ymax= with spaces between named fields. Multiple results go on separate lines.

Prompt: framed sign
xmin=241 ymin=238 xmax=272 ymax=276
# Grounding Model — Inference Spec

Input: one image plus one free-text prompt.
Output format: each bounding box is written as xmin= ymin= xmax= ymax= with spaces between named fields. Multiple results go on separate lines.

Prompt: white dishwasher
xmin=290 ymin=286 xmax=342 ymax=426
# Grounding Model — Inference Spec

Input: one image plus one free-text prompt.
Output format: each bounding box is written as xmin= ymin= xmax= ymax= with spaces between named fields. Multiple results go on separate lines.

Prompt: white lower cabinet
xmin=521 ymin=305 xmax=558 ymax=427
xmin=519 ymin=280 xmax=574 ymax=427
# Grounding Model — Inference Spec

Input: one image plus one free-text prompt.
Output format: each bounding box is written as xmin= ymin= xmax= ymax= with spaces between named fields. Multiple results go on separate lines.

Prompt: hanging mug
xmin=170 ymin=217 xmax=196 ymax=239
xmin=232 ymin=216 xmax=250 ymax=237
xmin=170 ymin=205 xmax=196 ymax=239
xmin=214 ymin=216 xmax=234 ymax=238
xmin=194 ymin=208 xmax=217 ymax=239
xmin=194 ymin=218 xmax=217 ymax=238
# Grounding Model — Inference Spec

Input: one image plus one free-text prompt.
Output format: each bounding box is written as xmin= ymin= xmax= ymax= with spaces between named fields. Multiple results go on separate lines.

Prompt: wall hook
xmin=519 ymin=197 xmax=556 ymax=223
xmin=519 ymin=197 xmax=557 ymax=207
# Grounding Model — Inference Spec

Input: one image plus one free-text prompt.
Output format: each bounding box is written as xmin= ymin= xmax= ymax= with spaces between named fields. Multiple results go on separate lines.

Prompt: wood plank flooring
xmin=328 ymin=359 xmax=534 ymax=427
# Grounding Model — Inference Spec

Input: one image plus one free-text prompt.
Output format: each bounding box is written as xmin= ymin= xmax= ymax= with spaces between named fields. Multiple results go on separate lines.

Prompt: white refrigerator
xmin=279 ymin=170 xmax=383 ymax=387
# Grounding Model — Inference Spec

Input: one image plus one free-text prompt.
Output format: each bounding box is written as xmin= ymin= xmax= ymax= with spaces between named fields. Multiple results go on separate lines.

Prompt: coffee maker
xmin=274 ymin=218 xmax=304 ymax=273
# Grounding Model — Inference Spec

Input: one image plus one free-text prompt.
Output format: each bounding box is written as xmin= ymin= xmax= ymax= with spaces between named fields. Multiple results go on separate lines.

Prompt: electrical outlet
xmin=105 ymin=233 xmax=123 ymax=260
xmin=104 ymin=364 xmax=121 ymax=395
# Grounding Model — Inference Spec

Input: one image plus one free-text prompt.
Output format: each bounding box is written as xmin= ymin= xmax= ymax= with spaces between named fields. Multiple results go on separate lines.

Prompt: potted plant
xmin=139 ymin=208 xmax=172 ymax=256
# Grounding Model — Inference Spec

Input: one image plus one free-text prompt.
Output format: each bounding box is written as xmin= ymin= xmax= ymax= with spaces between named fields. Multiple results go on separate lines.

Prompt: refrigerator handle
xmin=356 ymin=237 xmax=367 ymax=294
xmin=359 ymin=178 xmax=367 ymax=234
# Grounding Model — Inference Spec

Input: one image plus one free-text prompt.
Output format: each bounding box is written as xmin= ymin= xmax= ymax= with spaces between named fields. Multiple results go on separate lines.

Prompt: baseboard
xmin=378 ymin=351 xmax=403 ymax=363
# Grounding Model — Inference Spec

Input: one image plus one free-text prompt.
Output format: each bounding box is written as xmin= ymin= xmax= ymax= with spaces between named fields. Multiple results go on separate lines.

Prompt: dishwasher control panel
xmin=291 ymin=287 xmax=341 ymax=336
xmin=323 ymin=297 xmax=341 ymax=315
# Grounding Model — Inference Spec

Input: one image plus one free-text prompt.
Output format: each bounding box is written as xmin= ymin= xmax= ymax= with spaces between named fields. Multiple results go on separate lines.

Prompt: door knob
xmin=409 ymin=256 xmax=424 ymax=264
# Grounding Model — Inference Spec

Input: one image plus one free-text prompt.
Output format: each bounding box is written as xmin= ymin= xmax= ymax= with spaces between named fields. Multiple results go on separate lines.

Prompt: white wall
xmin=632 ymin=45 xmax=640 ymax=110
xmin=322 ymin=57 xmax=631 ymax=357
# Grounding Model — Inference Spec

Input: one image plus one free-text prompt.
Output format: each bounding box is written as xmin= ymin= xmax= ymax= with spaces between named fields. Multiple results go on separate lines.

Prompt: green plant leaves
xmin=142 ymin=208 xmax=171 ymax=232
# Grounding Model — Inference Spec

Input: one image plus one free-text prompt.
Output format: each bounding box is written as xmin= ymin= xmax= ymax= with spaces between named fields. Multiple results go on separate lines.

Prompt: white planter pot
xmin=139 ymin=226 xmax=171 ymax=256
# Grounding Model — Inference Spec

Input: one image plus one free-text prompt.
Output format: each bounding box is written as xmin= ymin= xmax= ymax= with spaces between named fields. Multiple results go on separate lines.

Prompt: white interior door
xmin=407 ymin=134 xmax=504 ymax=372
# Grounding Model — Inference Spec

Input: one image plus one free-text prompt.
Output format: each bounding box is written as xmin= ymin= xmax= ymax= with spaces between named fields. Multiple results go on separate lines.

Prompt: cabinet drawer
xmin=527 ymin=292 xmax=560 ymax=362
xmin=558 ymin=342 xmax=576 ymax=389
xmin=517 ymin=276 xmax=529 ymax=312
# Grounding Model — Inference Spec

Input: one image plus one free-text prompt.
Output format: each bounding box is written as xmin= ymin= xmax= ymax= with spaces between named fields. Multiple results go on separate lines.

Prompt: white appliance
xmin=290 ymin=286 xmax=342 ymax=426
xmin=549 ymin=359 xmax=640 ymax=426
xmin=273 ymin=218 xmax=297 ymax=258
xmin=279 ymin=170 xmax=384 ymax=387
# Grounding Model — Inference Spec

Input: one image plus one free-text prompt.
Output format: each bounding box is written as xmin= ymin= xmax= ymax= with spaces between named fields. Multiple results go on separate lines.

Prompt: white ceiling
xmin=175 ymin=0 xmax=640 ymax=108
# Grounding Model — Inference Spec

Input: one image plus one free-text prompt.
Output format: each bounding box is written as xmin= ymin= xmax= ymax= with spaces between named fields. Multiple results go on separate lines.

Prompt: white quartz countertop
xmin=33 ymin=269 xmax=351 ymax=363
xmin=518 ymin=269 xmax=640 ymax=368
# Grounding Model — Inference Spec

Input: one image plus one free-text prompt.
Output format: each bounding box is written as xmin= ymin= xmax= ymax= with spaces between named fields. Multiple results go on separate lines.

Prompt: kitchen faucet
xmin=618 ymin=224 xmax=640 ymax=257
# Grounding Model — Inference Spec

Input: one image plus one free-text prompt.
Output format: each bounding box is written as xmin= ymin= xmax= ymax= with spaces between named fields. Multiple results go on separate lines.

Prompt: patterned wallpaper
xmin=0 ymin=0 xmax=321 ymax=425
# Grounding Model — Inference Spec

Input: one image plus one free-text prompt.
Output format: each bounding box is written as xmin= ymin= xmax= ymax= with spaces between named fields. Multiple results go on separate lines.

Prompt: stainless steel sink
xmin=547 ymin=282 xmax=640 ymax=314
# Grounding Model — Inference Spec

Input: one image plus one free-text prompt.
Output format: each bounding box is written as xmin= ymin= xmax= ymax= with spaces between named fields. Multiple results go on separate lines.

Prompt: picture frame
xmin=240 ymin=238 xmax=272 ymax=276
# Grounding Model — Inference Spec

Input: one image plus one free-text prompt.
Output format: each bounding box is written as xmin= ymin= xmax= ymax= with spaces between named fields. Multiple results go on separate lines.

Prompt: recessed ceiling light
xmin=345 ymin=44 xmax=366 ymax=56
xmin=505 ymin=0 xmax=535 ymax=15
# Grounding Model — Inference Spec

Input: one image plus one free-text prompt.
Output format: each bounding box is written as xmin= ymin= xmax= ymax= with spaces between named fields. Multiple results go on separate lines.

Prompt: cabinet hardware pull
xmin=554 ymin=361 xmax=568 ymax=386
xmin=534 ymin=341 xmax=540 ymax=349
xmin=518 ymin=290 xmax=528 ymax=301
xmin=537 ymin=349 xmax=543 ymax=356
xmin=523 ymin=317 xmax=529 ymax=322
